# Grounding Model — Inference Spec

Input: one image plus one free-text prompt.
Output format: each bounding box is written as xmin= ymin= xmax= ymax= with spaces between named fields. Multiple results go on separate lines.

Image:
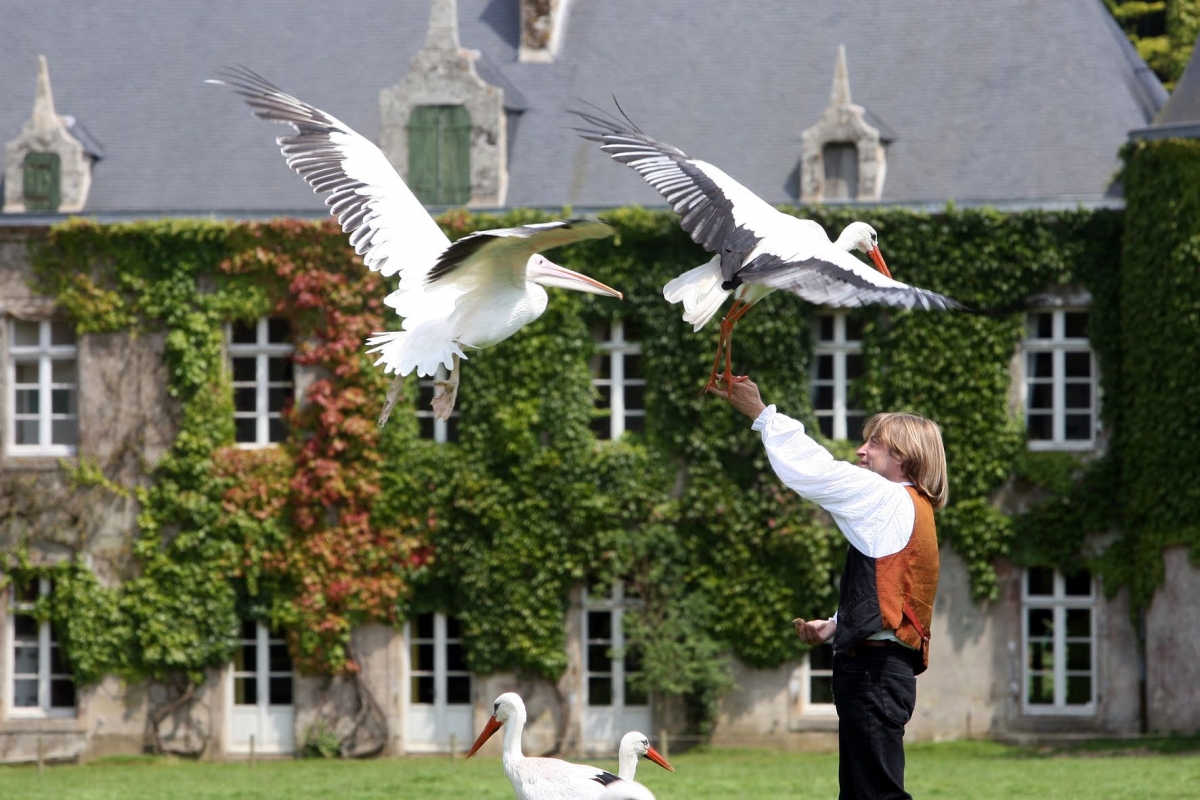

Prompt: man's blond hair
xmin=862 ymin=412 xmax=948 ymax=511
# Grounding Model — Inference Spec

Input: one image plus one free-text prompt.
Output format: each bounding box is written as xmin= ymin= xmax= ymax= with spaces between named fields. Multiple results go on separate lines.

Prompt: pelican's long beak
xmin=465 ymin=715 xmax=504 ymax=758
xmin=529 ymin=259 xmax=623 ymax=299
xmin=645 ymin=744 xmax=675 ymax=772
xmin=868 ymin=247 xmax=892 ymax=279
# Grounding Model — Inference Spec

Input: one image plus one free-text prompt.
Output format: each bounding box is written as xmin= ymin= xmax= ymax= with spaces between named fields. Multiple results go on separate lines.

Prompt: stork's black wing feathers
xmin=740 ymin=253 xmax=966 ymax=311
xmin=591 ymin=771 xmax=622 ymax=786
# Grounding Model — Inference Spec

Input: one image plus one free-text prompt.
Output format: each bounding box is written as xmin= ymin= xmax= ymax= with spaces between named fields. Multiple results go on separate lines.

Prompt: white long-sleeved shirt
xmin=753 ymin=405 xmax=916 ymax=559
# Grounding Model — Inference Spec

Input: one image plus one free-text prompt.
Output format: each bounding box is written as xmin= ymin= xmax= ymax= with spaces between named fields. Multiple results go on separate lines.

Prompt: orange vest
xmin=830 ymin=487 xmax=940 ymax=673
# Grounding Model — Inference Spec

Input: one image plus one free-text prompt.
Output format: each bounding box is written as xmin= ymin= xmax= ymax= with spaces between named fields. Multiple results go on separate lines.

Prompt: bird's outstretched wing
xmin=573 ymin=106 xmax=776 ymax=282
xmin=740 ymin=246 xmax=964 ymax=311
xmin=426 ymin=218 xmax=615 ymax=289
xmin=208 ymin=66 xmax=450 ymax=291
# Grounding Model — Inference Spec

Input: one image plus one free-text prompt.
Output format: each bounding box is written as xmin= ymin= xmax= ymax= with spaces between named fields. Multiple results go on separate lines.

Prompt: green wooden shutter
xmin=23 ymin=152 xmax=61 ymax=212
xmin=407 ymin=105 xmax=471 ymax=205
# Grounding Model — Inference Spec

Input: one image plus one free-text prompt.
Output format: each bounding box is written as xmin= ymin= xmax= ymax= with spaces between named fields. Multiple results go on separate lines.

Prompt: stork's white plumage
xmin=210 ymin=67 xmax=621 ymax=423
xmin=600 ymin=781 xmax=658 ymax=800
xmin=467 ymin=692 xmax=651 ymax=800
xmin=574 ymin=106 xmax=963 ymax=388
xmin=617 ymin=730 xmax=674 ymax=782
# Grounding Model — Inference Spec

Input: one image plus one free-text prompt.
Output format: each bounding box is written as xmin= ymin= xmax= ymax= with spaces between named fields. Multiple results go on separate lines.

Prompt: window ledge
xmin=0 ymin=715 xmax=84 ymax=733
xmin=788 ymin=716 xmax=839 ymax=733
xmin=0 ymin=454 xmax=74 ymax=471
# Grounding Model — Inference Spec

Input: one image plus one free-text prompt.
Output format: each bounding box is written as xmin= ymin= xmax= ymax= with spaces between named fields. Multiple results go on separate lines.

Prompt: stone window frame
xmin=226 ymin=318 xmax=294 ymax=448
xmin=795 ymin=646 xmax=837 ymax=718
xmin=1021 ymin=567 xmax=1097 ymax=716
xmin=5 ymin=317 xmax=79 ymax=458
xmin=590 ymin=318 xmax=646 ymax=440
xmin=405 ymin=612 xmax=472 ymax=710
xmin=581 ymin=582 xmax=648 ymax=710
xmin=1021 ymin=307 xmax=1098 ymax=451
xmin=5 ymin=577 xmax=77 ymax=719
xmin=810 ymin=311 xmax=865 ymax=441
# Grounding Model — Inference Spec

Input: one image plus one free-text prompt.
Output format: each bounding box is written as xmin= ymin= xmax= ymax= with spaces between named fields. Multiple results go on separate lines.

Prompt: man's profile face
xmin=855 ymin=435 xmax=906 ymax=483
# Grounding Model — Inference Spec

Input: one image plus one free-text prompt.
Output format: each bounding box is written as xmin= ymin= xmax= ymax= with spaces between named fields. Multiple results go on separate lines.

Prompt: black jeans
xmin=831 ymin=644 xmax=919 ymax=800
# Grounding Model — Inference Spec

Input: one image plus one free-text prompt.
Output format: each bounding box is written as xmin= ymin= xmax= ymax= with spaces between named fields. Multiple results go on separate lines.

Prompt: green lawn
xmin=1 ymin=740 xmax=1198 ymax=799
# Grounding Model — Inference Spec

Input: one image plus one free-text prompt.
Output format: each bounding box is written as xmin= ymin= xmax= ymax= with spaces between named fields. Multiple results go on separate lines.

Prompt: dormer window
xmin=821 ymin=143 xmax=858 ymax=201
xmin=22 ymin=153 xmax=61 ymax=212
xmin=408 ymin=105 xmax=472 ymax=206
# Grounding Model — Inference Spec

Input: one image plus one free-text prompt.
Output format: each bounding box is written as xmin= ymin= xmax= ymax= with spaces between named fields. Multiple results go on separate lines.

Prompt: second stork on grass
xmin=573 ymin=105 xmax=963 ymax=390
xmin=210 ymin=67 xmax=622 ymax=424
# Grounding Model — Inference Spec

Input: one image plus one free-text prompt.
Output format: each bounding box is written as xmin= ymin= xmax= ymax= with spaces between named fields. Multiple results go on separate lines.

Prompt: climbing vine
xmin=5 ymin=197 xmax=1164 ymax=741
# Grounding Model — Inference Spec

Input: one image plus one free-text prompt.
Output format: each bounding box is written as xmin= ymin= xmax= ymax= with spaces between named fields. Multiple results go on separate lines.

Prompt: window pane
xmin=1026 ymin=413 xmax=1052 ymax=441
xmin=13 ymin=319 xmax=40 ymax=346
xmin=811 ymin=675 xmax=834 ymax=704
xmin=237 ymin=643 xmax=257 ymax=672
xmin=815 ymin=354 xmax=833 ymax=380
xmin=1067 ymin=642 xmax=1091 ymax=671
xmin=624 ymin=354 xmax=644 ymax=379
xmin=1027 ymin=607 xmax=1054 ymax=636
xmin=269 ymin=643 xmax=292 ymax=672
xmin=816 ymin=315 xmax=834 ymax=341
xmin=1064 ymin=571 xmax=1092 ymax=596
xmin=1028 ymin=640 xmax=1054 ymax=671
xmin=231 ymin=321 xmax=257 ymax=344
xmin=15 ymin=388 xmax=39 ymax=415
xmin=14 ymin=360 xmax=39 ymax=384
xmin=49 ymin=320 xmax=76 ymax=345
xmin=1064 ymin=383 xmax=1091 ymax=410
xmin=588 ymin=644 xmax=611 ymax=673
xmin=1066 ymin=609 xmax=1091 ymax=638
xmin=268 ymin=356 xmax=293 ymax=383
xmin=240 ymin=619 xmax=258 ymax=640
xmin=235 ymin=418 xmax=257 ymax=443
xmin=445 ymin=616 xmax=462 ymax=639
xmin=1066 ymin=675 xmax=1092 ymax=705
xmin=1064 ymin=312 xmax=1088 ymax=339
xmin=846 ymin=414 xmax=864 ymax=443
xmin=818 ymin=416 xmax=834 ymax=438
xmin=416 ymin=613 xmax=434 ymax=639
xmin=810 ymin=647 xmax=834 ymax=671
xmin=1028 ymin=673 xmax=1054 ymax=704
xmin=50 ymin=678 xmax=76 ymax=709
xmin=1028 ymin=313 xmax=1053 ymax=339
xmin=51 ymin=360 xmax=77 ymax=383
xmin=234 ymin=386 xmax=257 ymax=412
xmin=845 ymin=316 xmax=864 ymax=341
xmin=1064 ymin=352 xmax=1091 ymax=378
xmin=624 ymin=415 xmax=646 ymax=435
xmin=14 ymin=679 xmax=39 ymax=707
xmin=588 ymin=611 xmax=611 ymax=640
xmin=268 ymin=387 xmax=290 ymax=413
xmin=624 ymin=384 xmax=645 ymax=411
xmin=50 ymin=645 xmax=69 ymax=673
xmin=232 ymin=357 xmax=257 ymax=382
xmin=446 ymin=643 xmax=467 ymax=672
xmin=269 ymin=676 xmax=293 ymax=705
xmin=234 ymin=676 xmax=257 ymax=705
xmin=14 ymin=645 xmax=40 ymax=674
xmin=1028 ymin=567 xmax=1054 ymax=595
xmin=814 ymin=386 xmax=834 ymax=410
xmin=418 ymin=417 xmax=435 ymax=440
xmin=51 ymin=418 xmax=78 ymax=445
xmin=447 ymin=675 xmax=472 ymax=705
xmin=413 ymin=675 xmax=435 ymax=704
xmin=1064 ymin=414 xmax=1093 ymax=441
xmin=267 ymin=318 xmax=291 ymax=344
xmin=588 ymin=676 xmax=613 ymax=706
xmin=444 ymin=416 xmax=459 ymax=442
xmin=594 ymin=384 xmax=612 ymax=409
xmin=14 ymin=612 xmax=38 ymax=638
xmin=845 ymin=353 xmax=864 ymax=380
xmin=1028 ymin=352 xmax=1053 ymax=378
xmin=593 ymin=354 xmax=612 ymax=380
xmin=1028 ymin=383 xmax=1053 ymax=410
xmin=414 ymin=643 xmax=435 ymax=671
xmin=51 ymin=388 xmax=77 ymax=415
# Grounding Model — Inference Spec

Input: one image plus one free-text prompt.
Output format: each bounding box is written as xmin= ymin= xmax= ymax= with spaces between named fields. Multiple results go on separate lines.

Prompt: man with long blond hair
xmin=711 ymin=378 xmax=947 ymax=800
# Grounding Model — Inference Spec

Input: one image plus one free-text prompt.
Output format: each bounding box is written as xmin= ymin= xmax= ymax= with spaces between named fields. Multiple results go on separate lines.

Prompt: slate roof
xmin=1133 ymin=35 xmax=1200 ymax=139
xmin=0 ymin=0 xmax=1164 ymax=218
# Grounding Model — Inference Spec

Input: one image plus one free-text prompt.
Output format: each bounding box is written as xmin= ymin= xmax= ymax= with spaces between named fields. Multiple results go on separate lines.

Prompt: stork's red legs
xmin=703 ymin=295 xmax=756 ymax=393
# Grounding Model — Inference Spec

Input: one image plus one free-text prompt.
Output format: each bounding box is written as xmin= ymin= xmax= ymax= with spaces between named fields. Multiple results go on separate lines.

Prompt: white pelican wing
xmin=209 ymin=67 xmax=449 ymax=289
xmin=573 ymin=108 xmax=778 ymax=281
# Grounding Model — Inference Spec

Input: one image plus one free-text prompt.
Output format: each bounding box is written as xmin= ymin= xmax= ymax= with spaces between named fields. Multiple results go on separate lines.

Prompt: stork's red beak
xmin=645 ymin=744 xmax=675 ymax=772
xmin=465 ymin=715 xmax=504 ymax=758
xmin=868 ymin=247 xmax=892 ymax=279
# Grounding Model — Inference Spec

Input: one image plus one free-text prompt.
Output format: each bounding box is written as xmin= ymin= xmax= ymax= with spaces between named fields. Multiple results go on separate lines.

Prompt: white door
xmin=404 ymin=613 xmax=474 ymax=753
xmin=228 ymin=621 xmax=295 ymax=754
xmin=582 ymin=583 xmax=651 ymax=754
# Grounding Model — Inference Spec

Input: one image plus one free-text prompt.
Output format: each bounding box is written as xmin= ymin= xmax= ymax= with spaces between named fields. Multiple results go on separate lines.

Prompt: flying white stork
xmin=210 ymin=67 xmax=622 ymax=424
xmin=573 ymin=106 xmax=963 ymax=389
xmin=617 ymin=730 xmax=674 ymax=782
xmin=465 ymin=692 xmax=673 ymax=800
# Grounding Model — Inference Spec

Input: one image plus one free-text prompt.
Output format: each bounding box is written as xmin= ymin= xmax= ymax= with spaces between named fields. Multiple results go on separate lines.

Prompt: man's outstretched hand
xmin=794 ymin=617 xmax=837 ymax=645
xmin=706 ymin=377 xmax=768 ymax=419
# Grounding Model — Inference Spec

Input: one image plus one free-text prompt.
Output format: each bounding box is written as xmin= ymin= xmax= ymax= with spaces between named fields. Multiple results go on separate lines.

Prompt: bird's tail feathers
xmin=663 ymin=255 xmax=730 ymax=331
xmin=366 ymin=320 xmax=465 ymax=378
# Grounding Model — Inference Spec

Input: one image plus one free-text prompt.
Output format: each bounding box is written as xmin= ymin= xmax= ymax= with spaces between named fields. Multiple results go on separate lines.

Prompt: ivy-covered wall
xmin=3 ymin=200 xmax=1167 ymax=738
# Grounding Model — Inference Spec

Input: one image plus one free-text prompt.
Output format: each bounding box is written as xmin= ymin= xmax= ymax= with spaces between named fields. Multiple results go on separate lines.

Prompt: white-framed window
xmin=232 ymin=620 xmax=293 ymax=708
xmin=811 ymin=312 xmax=864 ymax=441
xmin=797 ymin=646 xmax=836 ymax=717
xmin=416 ymin=367 xmax=460 ymax=442
xmin=228 ymin=318 xmax=294 ymax=447
xmin=1023 ymin=310 xmax=1097 ymax=450
xmin=6 ymin=578 xmax=76 ymax=717
xmin=583 ymin=582 xmax=647 ymax=709
xmin=408 ymin=612 xmax=471 ymax=707
xmin=1022 ymin=567 xmax=1095 ymax=714
xmin=590 ymin=318 xmax=646 ymax=440
xmin=6 ymin=319 xmax=78 ymax=457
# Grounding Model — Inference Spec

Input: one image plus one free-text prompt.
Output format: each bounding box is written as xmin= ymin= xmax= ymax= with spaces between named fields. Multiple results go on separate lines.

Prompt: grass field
xmin=2 ymin=739 xmax=1199 ymax=799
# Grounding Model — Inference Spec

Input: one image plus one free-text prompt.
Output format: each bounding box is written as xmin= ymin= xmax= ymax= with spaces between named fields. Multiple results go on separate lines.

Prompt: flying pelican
xmin=210 ymin=67 xmax=622 ymax=423
xmin=466 ymin=693 xmax=672 ymax=800
xmin=617 ymin=730 xmax=674 ymax=782
xmin=573 ymin=106 xmax=962 ymax=389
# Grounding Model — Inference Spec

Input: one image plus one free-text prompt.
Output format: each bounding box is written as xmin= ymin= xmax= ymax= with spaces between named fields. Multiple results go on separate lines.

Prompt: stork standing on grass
xmin=466 ymin=693 xmax=674 ymax=800
xmin=210 ymin=67 xmax=622 ymax=424
xmin=573 ymin=105 xmax=963 ymax=390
